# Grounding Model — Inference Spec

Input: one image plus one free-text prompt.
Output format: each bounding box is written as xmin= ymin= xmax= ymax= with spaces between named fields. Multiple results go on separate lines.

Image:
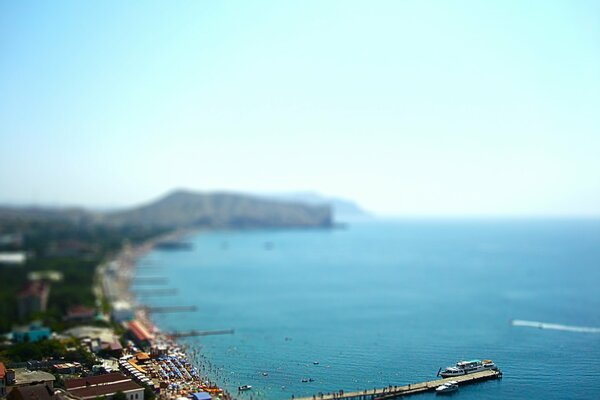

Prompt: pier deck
xmin=292 ymin=370 xmax=502 ymax=400
xmin=166 ymin=328 xmax=235 ymax=338
xmin=142 ymin=305 xmax=198 ymax=313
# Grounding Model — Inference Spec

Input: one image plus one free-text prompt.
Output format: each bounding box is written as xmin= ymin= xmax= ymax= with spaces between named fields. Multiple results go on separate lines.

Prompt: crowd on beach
xmin=119 ymin=332 xmax=234 ymax=400
xmin=107 ymin=235 xmax=235 ymax=400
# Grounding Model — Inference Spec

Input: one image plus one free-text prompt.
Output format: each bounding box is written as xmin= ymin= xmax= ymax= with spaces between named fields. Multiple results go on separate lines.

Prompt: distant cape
xmin=261 ymin=191 xmax=371 ymax=222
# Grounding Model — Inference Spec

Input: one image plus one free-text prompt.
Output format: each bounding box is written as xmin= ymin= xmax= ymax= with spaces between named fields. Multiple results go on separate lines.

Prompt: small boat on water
xmin=238 ymin=385 xmax=252 ymax=391
xmin=436 ymin=381 xmax=458 ymax=394
xmin=439 ymin=359 xmax=497 ymax=377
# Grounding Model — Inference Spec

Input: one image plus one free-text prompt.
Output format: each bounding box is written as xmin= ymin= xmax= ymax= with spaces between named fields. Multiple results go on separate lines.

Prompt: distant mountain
xmin=99 ymin=190 xmax=333 ymax=229
xmin=263 ymin=192 xmax=370 ymax=221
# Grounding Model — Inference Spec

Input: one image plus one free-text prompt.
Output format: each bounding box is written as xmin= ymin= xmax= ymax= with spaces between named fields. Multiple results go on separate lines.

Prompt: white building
xmin=112 ymin=301 xmax=134 ymax=322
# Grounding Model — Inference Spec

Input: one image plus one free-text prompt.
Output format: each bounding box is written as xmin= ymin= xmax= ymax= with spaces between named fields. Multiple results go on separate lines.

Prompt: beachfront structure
xmin=191 ymin=392 xmax=212 ymax=400
xmin=12 ymin=322 xmax=51 ymax=343
xmin=127 ymin=320 xmax=154 ymax=348
xmin=112 ymin=301 xmax=135 ymax=322
xmin=65 ymin=373 xmax=144 ymax=400
xmin=17 ymin=282 xmax=50 ymax=319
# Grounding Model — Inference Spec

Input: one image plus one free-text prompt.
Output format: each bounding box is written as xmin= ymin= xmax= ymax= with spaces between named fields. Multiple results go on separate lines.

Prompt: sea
xmin=133 ymin=219 xmax=600 ymax=400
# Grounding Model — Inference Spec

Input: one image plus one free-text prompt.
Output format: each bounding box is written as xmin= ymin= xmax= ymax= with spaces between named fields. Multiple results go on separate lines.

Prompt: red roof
xmin=128 ymin=320 xmax=153 ymax=342
xmin=0 ymin=361 xmax=5 ymax=379
xmin=66 ymin=305 xmax=95 ymax=318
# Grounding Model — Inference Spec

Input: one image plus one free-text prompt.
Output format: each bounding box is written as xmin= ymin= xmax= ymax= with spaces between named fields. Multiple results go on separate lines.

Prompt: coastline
xmin=101 ymin=228 xmax=235 ymax=400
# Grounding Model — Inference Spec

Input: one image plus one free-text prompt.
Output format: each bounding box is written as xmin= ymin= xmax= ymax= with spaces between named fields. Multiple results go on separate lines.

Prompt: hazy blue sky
xmin=1 ymin=1 xmax=599 ymax=215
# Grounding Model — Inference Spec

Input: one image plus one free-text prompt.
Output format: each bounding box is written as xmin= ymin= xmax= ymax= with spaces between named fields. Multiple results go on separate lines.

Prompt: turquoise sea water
xmin=134 ymin=219 xmax=600 ymax=399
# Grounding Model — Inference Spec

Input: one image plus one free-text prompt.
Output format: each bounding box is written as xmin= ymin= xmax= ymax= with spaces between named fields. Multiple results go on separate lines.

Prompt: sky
xmin=1 ymin=1 xmax=599 ymax=216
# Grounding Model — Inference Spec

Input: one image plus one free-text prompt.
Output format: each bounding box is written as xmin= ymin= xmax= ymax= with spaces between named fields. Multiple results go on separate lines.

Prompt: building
xmin=27 ymin=271 xmax=63 ymax=283
xmin=63 ymin=326 xmax=122 ymax=355
xmin=127 ymin=321 xmax=153 ymax=348
xmin=64 ymin=305 xmax=96 ymax=322
xmin=51 ymin=363 xmax=82 ymax=375
xmin=0 ymin=252 xmax=26 ymax=266
xmin=17 ymin=282 xmax=50 ymax=319
xmin=111 ymin=301 xmax=134 ymax=322
xmin=191 ymin=392 xmax=212 ymax=400
xmin=0 ymin=362 xmax=6 ymax=397
xmin=10 ymin=369 xmax=56 ymax=391
xmin=12 ymin=322 xmax=51 ymax=343
xmin=65 ymin=373 xmax=144 ymax=400
xmin=7 ymin=384 xmax=58 ymax=400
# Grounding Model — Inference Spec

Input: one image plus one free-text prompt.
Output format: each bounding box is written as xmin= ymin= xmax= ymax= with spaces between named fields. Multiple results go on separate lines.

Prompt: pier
xmin=292 ymin=370 xmax=502 ymax=400
xmin=135 ymin=288 xmax=179 ymax=297
xmin=131 ymin=277 xmax=169 ymax=285
xmin=142 ymin=305 xmax=198 ymax=313
xmin=166 ymin=328 xmax=235 ymax=338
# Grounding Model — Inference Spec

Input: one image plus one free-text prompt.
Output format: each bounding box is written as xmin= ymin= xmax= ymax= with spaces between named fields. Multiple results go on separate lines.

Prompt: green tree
xmin=113 ymin=392 xmax=127 ymax=400
xmin=142 ymin=384 xmax=156 ymax=400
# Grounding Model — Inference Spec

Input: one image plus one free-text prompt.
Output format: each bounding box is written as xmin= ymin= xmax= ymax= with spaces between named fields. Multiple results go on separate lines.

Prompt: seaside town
xmin=0 ymin=219 xmax=233 ymax=400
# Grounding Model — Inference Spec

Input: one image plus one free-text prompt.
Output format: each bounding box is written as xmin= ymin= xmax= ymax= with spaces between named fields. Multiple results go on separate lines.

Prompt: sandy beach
xmin=101 ymin=229 xmax=235 ymax=400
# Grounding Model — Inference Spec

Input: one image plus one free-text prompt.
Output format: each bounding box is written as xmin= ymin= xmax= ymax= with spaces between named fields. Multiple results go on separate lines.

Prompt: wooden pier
xmin=131 ymin=277 xmax=169 ymax=285
xmin=292 ymin=370 xmax=502 ymax=400
xmin=135 ymin=288 xmax=178 ymax=297
xmin=142 ymin=305 xmax=198 ymax=313
xmin=166 ymin=328 xmax=235 ymax=338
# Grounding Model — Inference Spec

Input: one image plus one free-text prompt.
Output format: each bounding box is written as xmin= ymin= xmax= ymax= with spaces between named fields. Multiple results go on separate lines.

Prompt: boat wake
xmin=511 ymin=319 xmax=600 ymax=334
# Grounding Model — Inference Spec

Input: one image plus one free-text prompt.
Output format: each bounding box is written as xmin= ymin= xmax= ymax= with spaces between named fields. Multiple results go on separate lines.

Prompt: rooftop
xmin=67 ymin=380 xmax=142 ymax=399
xmin=135 ymin=352 xmax=150 ymax=361
xmin=7 ymin=384 xmax=57 ymax=400
xmin=52 ymin=363 xmax=81 ymax=370
xmin=14 ymin=369 xmax=56 ymax=385
xmin=191 ymin=392 xmax=212 ymax=400
xmin=0 ymin=252 xmax=26 ymax=265
xmin=65 ymin=372 xmax=130 ymax=390
xmin=64 ymin=326 xmax=118 ymax=344
xmin=65 ymin=305 xmax=96 ymax=319
xmin=128 ymin=320 xmax=153 ymax=342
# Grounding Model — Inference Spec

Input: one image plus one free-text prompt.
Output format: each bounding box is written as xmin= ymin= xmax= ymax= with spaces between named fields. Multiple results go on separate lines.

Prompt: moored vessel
xmin=439 ymin=359 xmax=497 ymax=377
xmin=436 ymin=380 xmax=459 ymax=394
